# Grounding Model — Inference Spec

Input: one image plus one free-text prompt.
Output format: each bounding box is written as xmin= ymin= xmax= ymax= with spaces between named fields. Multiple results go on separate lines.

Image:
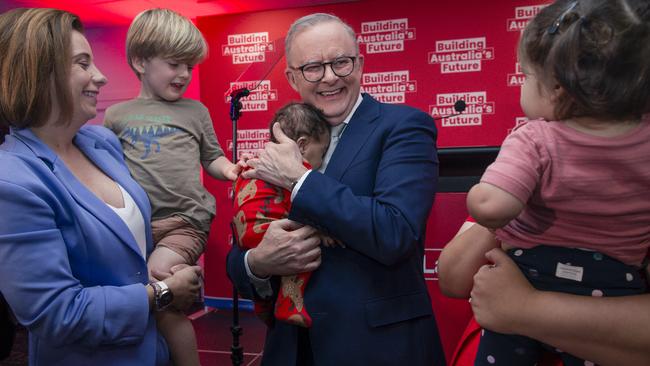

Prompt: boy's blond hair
xmin=126 ymin=8 xmax=207 ymax=78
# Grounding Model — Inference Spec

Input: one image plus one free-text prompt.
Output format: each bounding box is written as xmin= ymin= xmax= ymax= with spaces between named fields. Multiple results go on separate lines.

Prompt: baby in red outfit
xmin=233 ymin=102 xmax=337 ymax=327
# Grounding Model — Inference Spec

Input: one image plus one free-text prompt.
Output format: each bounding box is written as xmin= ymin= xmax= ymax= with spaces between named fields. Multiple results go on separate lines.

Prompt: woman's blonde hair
xmin=126 ymin=8 xmax=208 ymax=78
xmin=0 ymin=8 xmax=83 ymax=129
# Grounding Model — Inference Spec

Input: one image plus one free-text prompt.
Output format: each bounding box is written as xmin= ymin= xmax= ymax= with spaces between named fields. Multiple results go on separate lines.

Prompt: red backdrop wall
xmin=196 ymin=0 xmax=550 ymax=359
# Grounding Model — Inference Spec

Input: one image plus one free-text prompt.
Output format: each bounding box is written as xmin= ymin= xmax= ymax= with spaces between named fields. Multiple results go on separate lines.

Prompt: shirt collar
xmin=331 ymin=93 xmax=363 ymax=137
xmin=343 ymin=93 xmax=363 ymax=125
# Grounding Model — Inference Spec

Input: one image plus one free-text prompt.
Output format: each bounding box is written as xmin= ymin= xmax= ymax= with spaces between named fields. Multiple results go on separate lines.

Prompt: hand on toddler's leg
xmin=148 ymin=246 xmax=187 ymax=281
xmin=149 ymin=247 xmax=202 ymax=365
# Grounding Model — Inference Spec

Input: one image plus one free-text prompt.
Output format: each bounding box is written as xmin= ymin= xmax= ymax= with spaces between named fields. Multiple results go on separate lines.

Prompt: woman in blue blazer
xmin=0 ymin=9 xmax=201 ymax=366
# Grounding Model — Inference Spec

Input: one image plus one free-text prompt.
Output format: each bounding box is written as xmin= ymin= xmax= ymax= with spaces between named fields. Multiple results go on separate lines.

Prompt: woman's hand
xmin=163 ymin=264 xmax=203 ymax=311
xmin=470 ymin=248 xmax=538 ymax=334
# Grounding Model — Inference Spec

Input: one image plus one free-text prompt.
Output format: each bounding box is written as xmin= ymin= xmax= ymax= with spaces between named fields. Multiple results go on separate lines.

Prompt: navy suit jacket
xmin=228 ymin=94 xmax=445 ymax=365
xmin=0 ymin=126 xmax=169 ymax=366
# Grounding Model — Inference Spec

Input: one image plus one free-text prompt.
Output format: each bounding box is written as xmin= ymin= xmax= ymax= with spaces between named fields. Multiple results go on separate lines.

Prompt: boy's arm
xmin=467 ymin=182 xmax=524 ymax=229
xmin=196 ymin=103 xmax=237 ymax=180
xmin=202 ymin=156 xmax=240 ymax=181
xmin=438 ymin=221 xmax=500 ymax=298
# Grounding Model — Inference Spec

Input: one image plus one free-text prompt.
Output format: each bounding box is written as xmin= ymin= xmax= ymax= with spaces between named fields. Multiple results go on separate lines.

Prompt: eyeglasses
xmin=290 ymin=56 xmax=357 ymax=83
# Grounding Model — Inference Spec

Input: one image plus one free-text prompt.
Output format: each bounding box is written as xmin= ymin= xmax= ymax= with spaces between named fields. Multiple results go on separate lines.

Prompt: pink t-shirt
xmin=482 ymin=116 xmax=650 ymax=266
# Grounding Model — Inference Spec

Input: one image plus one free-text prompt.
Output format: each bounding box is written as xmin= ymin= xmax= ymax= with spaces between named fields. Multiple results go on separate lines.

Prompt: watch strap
xmin=149 ymin=282 xmax=159 ymax=311
xmin=156 ymin=280 xmax=170 ymax=293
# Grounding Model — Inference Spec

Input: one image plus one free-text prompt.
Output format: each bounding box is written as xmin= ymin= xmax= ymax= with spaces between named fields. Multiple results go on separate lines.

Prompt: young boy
xmin=233 ymin=102 xmax=339 ymax=328
xmin=104 ymin=9 xmax=240 ymax=366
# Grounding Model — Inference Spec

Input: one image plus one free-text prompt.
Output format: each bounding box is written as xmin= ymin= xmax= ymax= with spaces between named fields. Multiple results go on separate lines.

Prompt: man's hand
xmin=242 ymin=123 xmax=309 ymax=189
xmin=247 ymin=219 xmax=322 ymax=277
xmin=470 ymin=248 xmax=538 ymax=334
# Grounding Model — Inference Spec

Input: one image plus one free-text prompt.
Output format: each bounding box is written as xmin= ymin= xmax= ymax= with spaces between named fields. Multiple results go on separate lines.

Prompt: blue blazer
xmin=228 ymin=94 xmax=445 ymax=365
xmin=0 ymin=126 xmax=169 ymax=366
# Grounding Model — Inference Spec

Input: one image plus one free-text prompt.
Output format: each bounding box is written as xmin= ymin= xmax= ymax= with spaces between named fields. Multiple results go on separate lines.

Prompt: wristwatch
xmin=150 ymin=281 xmax=173 ymax=311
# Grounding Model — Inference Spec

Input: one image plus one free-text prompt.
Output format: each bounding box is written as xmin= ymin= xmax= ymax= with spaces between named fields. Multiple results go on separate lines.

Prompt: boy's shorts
xmin=151 ymin=215 xmax=208 ymax=264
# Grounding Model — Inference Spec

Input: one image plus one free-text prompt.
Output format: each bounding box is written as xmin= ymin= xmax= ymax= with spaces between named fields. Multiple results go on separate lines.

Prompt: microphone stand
xmin=229 ymin=88 xmax=248 ymax=366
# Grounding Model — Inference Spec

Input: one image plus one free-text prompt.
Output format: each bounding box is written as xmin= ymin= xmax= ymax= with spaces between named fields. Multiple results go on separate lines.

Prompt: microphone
xmin=230 ymin=88 xmax=250 ymax=101
xmin=229 ymin=88 xmax=250 ymax=121
xmin=438 ymin=100 xmax=466 ymax=119
xmin=453 ymin=100 xmax=466 ymax=113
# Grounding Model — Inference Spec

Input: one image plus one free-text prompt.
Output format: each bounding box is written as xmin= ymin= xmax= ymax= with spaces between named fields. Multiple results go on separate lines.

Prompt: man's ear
xmin=285 ymin=68 xmax=298 ymax=92
xmin=296 ymin=136 xmax=308 ymax=154
xmin=132 ymin=57 xmax=147 ymax=75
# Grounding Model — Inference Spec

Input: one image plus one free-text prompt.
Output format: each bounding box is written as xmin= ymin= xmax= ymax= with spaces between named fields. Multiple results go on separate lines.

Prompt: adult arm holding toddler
xmin=447 ymin=1 xmax=650 ymax=363
xmin=103 ymin=8 xmax=248 ymax=281
xmin=472 ymin=247 xmax=650 ymax=366
xmin=102 ymin=9 xmax=247 ymax=366
xmin=440 ymin=220 xmax=650 ymax=366
xmin=0 ymin=8 xmax=201 ymax=366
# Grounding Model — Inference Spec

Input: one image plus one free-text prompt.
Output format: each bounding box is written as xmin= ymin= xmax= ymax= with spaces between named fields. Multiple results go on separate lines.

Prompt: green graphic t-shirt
xmin=104 ymin=98 xmax=224 ymax=232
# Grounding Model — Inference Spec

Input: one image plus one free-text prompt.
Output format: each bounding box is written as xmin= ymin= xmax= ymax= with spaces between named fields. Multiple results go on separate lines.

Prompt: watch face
xmin=154 ymin=282 xmax=174 ymax=310
xmin=159 ymin=291 xmax=173 ymax=307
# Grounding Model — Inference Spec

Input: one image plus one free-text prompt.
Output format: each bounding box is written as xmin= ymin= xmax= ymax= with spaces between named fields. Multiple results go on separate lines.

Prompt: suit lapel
xmin=14 ymin=128 xmax=147 ymax=260
xmin=74 ymin=132 xmax=150 ymax=259
xmin=325 ymin=94 xmax=381 ymax=180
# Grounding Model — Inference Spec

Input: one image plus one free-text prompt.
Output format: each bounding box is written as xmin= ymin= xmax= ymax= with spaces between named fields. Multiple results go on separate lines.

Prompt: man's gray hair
xmin=285 ymin=13 xmax=359 ymax=64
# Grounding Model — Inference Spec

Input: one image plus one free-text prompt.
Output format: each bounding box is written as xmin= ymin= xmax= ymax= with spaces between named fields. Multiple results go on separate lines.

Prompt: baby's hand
xmin=319 ymin=233 xmax=345 ymax=248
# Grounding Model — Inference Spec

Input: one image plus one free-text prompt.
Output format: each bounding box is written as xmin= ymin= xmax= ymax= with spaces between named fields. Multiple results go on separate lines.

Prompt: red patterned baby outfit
xmin=233 ymin=166 xmax=313 ymax=327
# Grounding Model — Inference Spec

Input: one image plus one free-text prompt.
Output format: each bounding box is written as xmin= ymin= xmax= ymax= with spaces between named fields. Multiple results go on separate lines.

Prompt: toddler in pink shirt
xmin=467 ymin=1 xmax=650 ymax=365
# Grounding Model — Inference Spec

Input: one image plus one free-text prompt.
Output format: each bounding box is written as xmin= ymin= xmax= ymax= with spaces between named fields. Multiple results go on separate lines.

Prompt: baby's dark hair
xmin=519 ymin=0 xmax=650 ymax=121
xmin=269 ymin=102 xmax=330 ymax=143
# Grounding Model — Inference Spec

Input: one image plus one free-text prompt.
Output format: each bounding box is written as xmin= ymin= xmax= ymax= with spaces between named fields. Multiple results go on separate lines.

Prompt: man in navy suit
xmin=227 ymin=13 xmax=445 ymax=365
